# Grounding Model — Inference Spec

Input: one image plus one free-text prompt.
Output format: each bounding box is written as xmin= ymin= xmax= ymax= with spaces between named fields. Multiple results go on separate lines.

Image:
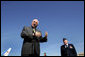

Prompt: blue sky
xmin=1 ymin=1 xmax=84 ymax=56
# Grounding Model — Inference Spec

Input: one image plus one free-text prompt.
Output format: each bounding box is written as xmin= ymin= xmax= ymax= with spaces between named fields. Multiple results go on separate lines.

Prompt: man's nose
xmin=34 ymin=22 xmax=36 ymax=25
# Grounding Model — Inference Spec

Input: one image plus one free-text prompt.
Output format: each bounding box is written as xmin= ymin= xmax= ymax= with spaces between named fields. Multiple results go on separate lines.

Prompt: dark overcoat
xmin=21 ymin=26 xmax=47 ymax=56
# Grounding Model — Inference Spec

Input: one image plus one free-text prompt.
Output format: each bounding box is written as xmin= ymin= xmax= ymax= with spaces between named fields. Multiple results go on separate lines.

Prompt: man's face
xmin=63 ymin=40 xmax=68 ymax=45
xmin=32 ymin=19 xmax=39 ymax=28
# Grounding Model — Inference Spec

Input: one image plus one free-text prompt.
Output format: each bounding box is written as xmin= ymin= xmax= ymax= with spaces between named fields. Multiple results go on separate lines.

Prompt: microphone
xmin=33 ymin=29 xmax=36 ymax=36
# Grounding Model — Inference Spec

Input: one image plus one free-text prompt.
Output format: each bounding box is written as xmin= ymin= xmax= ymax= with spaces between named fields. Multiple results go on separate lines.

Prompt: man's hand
xmin=35 ymin=32 xmax=41 ymax=38
xmin=45 ymin=32 xmax=48 ymax=37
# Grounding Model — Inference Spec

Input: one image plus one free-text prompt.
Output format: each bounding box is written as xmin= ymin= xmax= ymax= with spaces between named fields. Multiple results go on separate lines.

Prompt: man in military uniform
xmin=61 ymin=38 xmax=77 ymax=56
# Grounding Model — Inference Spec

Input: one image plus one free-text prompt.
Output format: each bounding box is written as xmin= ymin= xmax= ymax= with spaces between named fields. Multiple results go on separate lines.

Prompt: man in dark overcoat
xmin=21 ymin=19 xmax=48 ymax=56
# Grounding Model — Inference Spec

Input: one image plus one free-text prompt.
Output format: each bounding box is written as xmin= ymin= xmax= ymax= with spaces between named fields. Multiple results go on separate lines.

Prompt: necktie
xmin=65 ymin=45 xmax=68 ymax=48
xmin=66 ymin=45 xmax=68 ymax=48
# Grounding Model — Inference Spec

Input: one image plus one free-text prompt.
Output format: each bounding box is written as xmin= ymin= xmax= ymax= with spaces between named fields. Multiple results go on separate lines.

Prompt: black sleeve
xmin=40 ymin=36 xmax=47 ymax=42
xmin=71 ymin=44 xmax=77 ymax=56
xmin=21 ymin=26 xmax=28 ymax=38
xmin=61 ymin=46 xmax=64 ymax=56
xmin=21 ymin=26 xmax=33 ymax=39
xmin=38 ymin=31 xmax=47 ymax=42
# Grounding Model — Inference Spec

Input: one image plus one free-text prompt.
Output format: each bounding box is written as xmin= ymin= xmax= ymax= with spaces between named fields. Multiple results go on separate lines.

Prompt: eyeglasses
xmin=33 ymin=21 xmax=38 ymax=24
